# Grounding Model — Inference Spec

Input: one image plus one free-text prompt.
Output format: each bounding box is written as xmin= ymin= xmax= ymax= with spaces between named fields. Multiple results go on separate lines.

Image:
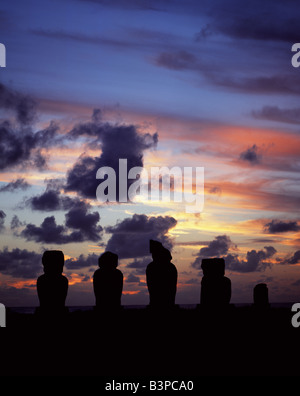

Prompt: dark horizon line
xmin=7 ymin=301 xmax=296 ymax=310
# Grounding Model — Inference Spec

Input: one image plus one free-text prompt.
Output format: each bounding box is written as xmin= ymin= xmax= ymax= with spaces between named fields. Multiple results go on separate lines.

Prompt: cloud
xmin=0 ymin=247 xmax=41 ymax=279
xmin=252 ymin=106 xmax=300 ymax=125
xmin=126 ymin=273 xmax=140 ymax=283
xmin=65 ymin=201 xmax=103 ymax=242
xmin=0 ymin=83 xmax=36 ymax=125
xmin=211 ymin=0 xmax=299 ymax=43
xmin=0 ymin=210 xmax=6 ymax=232
xmin=29 ymin=190 xmax=64 ymax=211
xmin=214 ymin=74 xmax=300 ymax=96
xmin=154 ymin=50 xmax=198 ymax=71
xmin=0 ymin=83 xmax=64 ymax=171
xmin=194 ymin=24 xmax=213 ymax=41
xmin=192 ymin=235 xmax=276 ymax=273
xmin=0 ymin=178 xmax=30 ymax=193
xmin=192 ymin=235 xmax=233 ymax=269
xmin=20 ymin=201 xmax=102 ymax=244
xmin=28 ymin=187 xmax=81 ymax=212
xmin=31 ymin=26 xmax=168 ymax=52
xmin=76 ymin=0 xmax=166 ymax=11
xmin=226 ymin=246 xmax=276 ymax=273
xmin=65 ymin=112 xmax=158 ymax=199
xmin=264 ymin=219 xmax=300 ymax=233
xmin=20 ymin=216 xmax=68 ymax=244
xmin=281 ymin=250 xmax=300 ymax=265
xmin=0 ymin=119 xmax=60 ymax=171
xmin=126 ymin=257 xmax=151 ymax=274
xmin=105 ymin=214 xmax=177 ymax=259
xmin=65 ymin=253 xmax=98 ymax=270
xmin=31 ymin=29 xmax=134 ymax=50
xmin=239 ymin=144 xmax=261 ymax=164
xmin=10 ymin=215 xmax=25 ymax=230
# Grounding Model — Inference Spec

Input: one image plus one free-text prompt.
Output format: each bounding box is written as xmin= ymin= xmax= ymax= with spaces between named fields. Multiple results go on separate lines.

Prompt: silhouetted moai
xmin=36 ymin=250 xmax=68 ymax=315
xmin=146 ymin=240 xmax=178 ymax=309
xmin=200 ymin=258 xmax=231 ymax=307
xmin=93 ymin=251 xmax=123 ymax=309
xmin=253 ymin=283 xmax=269 ymax=308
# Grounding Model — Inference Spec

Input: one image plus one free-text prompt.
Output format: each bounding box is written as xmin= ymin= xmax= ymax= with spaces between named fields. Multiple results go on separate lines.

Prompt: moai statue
xmin=36 ymin=250 xmax=68 ymax=316
xmin=93 ymin=251 xmax=123 ymax=310
xmin=200 ymin=258 xmax=231 ymax=307
xmin=146 ymin=240 xmax=178 ymax=309
xmin=253 ymin=283 xmax=270 ymax=309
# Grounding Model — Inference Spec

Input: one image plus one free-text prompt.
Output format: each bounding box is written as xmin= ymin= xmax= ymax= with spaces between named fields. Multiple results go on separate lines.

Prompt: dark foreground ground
xmin=1 ymin=305 xmax=299 ymax=376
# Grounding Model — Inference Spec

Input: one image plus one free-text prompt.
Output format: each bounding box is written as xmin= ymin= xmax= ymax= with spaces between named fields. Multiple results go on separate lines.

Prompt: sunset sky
xmin=1 ymin=0 xmax=300 ymax=307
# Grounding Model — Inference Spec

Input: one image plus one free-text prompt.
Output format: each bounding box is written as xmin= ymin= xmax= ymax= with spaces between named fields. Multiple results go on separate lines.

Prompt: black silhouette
xmin=146 ymin=240 xmax=177 ymax=308
xmin=253 ymin=283 xmax=270 ymax=308
xmin=6 ymin=232 xmax=300 ymax=377
xmin=200 ymin=258 xmax=231 ymax=306
xmin=93 ymin=251 xmax=123 ymax=309
xmin=36 ymin=250 xmax=68 ymax=314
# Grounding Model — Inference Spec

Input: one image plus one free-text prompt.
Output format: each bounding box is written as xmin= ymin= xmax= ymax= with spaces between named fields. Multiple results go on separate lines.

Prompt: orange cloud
xmin=122 ymin=290 xmax=140 ymax=295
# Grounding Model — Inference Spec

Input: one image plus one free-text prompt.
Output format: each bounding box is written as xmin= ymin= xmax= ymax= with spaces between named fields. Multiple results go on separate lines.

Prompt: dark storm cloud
xmin=252 ymin=106 xmax=300 ymax=125
xmin=264 ymin=219 xmax=300 ymax=234
xmin=192 ymin=235 xmax=276 ymax=273
xmin=0 ymin=247 xmax=41 ymax=279
xmin=20 ymin=201 xmax=102 ymax=244
xmin=0 ymin=178 xmax=30 ymax=193
xmin=105 ymin=214 xmax=177 ymax=259
xmin=65 ymin=112 xmax=158 ymax=199
xmin=239 ymin=144 xmax=261 ymax=164
xmin=65 ymin=253 xmax=98 ymax=270
xmin=0 ymin=210 xmax=6 ymax=232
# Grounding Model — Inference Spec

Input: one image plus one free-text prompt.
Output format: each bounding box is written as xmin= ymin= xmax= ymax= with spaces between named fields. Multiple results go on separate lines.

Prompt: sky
xmin=0 ymin=0 xmax=300 ymax=307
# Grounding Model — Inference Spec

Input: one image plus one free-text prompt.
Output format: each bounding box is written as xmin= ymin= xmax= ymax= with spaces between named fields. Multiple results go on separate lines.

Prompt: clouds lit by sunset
xmin=0 ymin=0 xmax=300 ymax=307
